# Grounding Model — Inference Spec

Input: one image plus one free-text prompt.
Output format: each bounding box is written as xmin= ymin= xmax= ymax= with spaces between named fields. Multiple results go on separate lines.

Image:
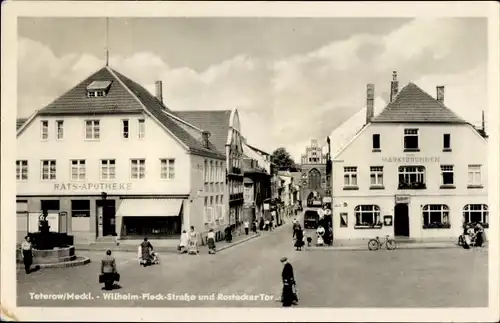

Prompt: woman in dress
xmin=21 ymin=236 xmax=33 ymax=274
xmin=178 ymin=230 xmax=189 ymax=254
xmin=294 ymin=226 xmax=304 ymax=251
xmin=188 ymin=226 xmax=199 ymax=254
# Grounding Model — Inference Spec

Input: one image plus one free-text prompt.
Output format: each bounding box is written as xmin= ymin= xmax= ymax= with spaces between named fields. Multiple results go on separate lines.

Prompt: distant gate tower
xmin=300 ymin=139 xmax=327 ymax=208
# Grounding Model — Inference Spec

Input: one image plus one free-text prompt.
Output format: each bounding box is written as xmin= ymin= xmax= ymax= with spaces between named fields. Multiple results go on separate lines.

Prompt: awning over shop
xmin=115 ymin=199 xmax=183 ymax=238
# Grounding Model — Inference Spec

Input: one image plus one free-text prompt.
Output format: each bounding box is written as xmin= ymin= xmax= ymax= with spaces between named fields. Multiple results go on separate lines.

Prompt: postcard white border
xmin=1 ymin=1 xmax=499 ymax=322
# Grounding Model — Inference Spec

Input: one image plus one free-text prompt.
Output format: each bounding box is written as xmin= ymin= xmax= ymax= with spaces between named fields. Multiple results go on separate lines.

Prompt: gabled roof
xmin=16 ymin=118 xmax=28 ymax=130
xmin=371 ymin=83 xmax=468 ymax=124
xmin=20 ymin=66 xmax=224 ymax=159
xmin=173 ymin=110 xmax=232 ymax=154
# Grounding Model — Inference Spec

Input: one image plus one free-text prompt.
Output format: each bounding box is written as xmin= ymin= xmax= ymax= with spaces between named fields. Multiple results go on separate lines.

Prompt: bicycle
xmin=368 ymin=235 xmax=397 ymax=251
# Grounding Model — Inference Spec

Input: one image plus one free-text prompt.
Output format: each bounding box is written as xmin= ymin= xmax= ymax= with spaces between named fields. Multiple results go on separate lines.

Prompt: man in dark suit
xmin=280 ymin=257 xmax=298 ymax=306
xmin=101 ymin=250 xmax=117 ymax=290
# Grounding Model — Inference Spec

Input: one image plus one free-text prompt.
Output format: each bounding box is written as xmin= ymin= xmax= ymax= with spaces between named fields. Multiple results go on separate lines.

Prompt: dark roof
xmin=16 ymin=118 xmax=27 ymax=131
xmin=173 ymin=110 xmax=231 ymax=154
xmin=371 ymin=83 xmax=468 ymax=124
xmin=32 ymin=66 xmax=224 ymax=159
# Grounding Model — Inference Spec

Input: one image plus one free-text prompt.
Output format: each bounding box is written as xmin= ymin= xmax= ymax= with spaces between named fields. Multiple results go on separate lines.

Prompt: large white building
xmin=16 ymin=65 xmax=241 ymax=245
xmin=332 ymin=73 xmax=488 ymax=242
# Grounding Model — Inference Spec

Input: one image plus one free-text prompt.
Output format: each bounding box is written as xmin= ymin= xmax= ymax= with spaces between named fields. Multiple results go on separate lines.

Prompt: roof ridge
xmin=174 ymin=109 xmax=232 ymax=113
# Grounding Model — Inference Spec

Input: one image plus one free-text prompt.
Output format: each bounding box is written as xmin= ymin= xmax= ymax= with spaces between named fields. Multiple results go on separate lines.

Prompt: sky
xmin=17 ymin=17 xmax=488 ymax=161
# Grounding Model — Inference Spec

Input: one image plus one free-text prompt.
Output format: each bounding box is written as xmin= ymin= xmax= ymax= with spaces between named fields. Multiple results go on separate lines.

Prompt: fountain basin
xmin=17 ymin=245 xmax=91 ymax=268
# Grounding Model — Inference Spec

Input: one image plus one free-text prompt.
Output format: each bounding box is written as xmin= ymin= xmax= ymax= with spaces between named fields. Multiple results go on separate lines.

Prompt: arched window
xmin=463 ymin=204 xmax=488 ymax=227
xmin=422 ymin=204 xmax=450 ymax=228
xmin=354 ymin=205 xmax=381 ymax=226
xmin=308 ymin=168 xmax=321 ymax=189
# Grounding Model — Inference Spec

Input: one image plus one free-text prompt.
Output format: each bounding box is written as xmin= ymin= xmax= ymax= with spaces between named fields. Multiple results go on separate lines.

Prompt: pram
xmin=138 ymin=246 xmax=160 ymax=265
xmin=188 ymin=239 xmax=198 ymax=255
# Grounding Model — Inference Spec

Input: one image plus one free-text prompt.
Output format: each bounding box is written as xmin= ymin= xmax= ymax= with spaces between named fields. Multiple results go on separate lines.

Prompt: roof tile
xmin=371 ymin=83 xmax=467 ymax=124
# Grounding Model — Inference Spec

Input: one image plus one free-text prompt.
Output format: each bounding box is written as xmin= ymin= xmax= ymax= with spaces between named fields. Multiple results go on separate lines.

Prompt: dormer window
xmin=86 ymin=80 xmax=112 ymax=98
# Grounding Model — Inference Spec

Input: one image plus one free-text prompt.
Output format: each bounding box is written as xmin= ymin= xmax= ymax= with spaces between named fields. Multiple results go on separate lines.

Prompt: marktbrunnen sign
xmin=53 ymin=182 xmax=132 ymax=191
xmin=382 ymin=156 xmax=440 ymax=163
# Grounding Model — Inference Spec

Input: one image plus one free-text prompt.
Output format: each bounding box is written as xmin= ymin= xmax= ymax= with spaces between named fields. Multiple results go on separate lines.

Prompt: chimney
xmin=201 ymin=131 xmax=211 ymax=148
xmin=390 ymin=71 xmax=399 ymax=102
xmin=155 ymin=80 xmax=163 ymax=104
xmin=366 ymin=83 xmax=375 ymax=124
xmin=436 ymin=86 xmax=444 ymax=103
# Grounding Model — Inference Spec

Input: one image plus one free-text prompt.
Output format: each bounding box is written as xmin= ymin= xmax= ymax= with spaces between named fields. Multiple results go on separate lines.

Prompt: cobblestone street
xmin=17 ymin=219 xmax=488 ymax=308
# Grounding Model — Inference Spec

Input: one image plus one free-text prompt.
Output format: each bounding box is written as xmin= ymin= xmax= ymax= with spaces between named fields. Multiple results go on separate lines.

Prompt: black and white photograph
xmin=1 ymin=1 xmax=499 ymax=322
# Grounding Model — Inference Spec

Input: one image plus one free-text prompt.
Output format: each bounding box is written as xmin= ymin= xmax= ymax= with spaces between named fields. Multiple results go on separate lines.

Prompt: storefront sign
xmin=323 ymin=197 xmax=332 ymax=203
xmin=395 ymin=195 xmax=411 ymax=204
xmin=382 ymin=156 xmax=440 ymax=163
xmin=384 ymin=215 xmax=393 ymax=226
xmin=53 ymin=182 xmax=132 ymax=191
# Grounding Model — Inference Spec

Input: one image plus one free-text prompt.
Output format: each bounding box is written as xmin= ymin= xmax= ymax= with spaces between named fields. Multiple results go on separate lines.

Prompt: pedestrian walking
xmin=280 ymin=257 xmax=298 ymax=307
xmin=244 ymin=220 xmax=250 ymax=235
xmin=207 ymin=228 xmax=216 ymax=254
xmin=178 ymin=230 xmax=189 ymax=254
xmin=100 ymin=250 xmax=119 ymax=290
xmin=252 ymin=220 xmax=258 ymax=234
xmin=21 ymin=236 xmax=33 ymax=274
xmin=259 ymin=217 xmax=264 ymax=231
xmin=294 ymin=227 xmax=304 ymax=251
xmin=139 ymin=237 xmax=154 ymax=266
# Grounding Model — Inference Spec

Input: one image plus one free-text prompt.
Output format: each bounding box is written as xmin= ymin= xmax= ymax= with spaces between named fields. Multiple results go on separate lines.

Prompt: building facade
xmin=300 ymin=139 xmax=328 ymax=208
xmin=16 ymin=66 xmax=228 ymax=244
xmin=332 ymin=74 xmax=488 ymax=242
xmin=173 ymin=109 xmax=245 ymax=233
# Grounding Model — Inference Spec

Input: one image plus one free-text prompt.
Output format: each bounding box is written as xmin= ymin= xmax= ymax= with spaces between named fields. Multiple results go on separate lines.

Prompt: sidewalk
xmin=306 ymin=241 xmax=489 ymax=252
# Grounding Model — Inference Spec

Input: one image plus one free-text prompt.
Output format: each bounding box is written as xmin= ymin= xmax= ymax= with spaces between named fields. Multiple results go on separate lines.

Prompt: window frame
xmin=440 ymin=165 xmax=455 ymax=188
xmin=100 ymin=159 xmax=116 ymax=181
xmin=40 ymin=120 xmax=49 ymax=140
xmin=71 ymin=200 xmax=91 ymax=217
xmin=343 ymin=166 xmax=358 ymax=189
xmin=130 ymin=159 xmax=146 ymax=180
xmin=372 ymin=134 xmax=381 ymax=151
xmin=84 ymin=120 xmax=100 ymax=140
xmin=340 ymin=212 xmax=348 ymax=228
xmin=467 ymin=164 xmax=482 ymax=188
xmin=40 ymin=160 xmax=57 ymax=181
xmin=369 ymin=166 xmax=384 ymax=188
xmin=422 ymin=204 xmax=450 ymax=229
xmin=16 ymin=160 xmax=28 ymax=181
xmin=403 ymin=128 xmax=419 ymax=151
xmin=138 ymin=119 xmax=145 ymax=139
xmin=160 ymin=158 xmax=175 ymax=179
xmin=70 ymin=159 xmax=86 ymax=181
xmin=122 ymin=119 xmax=130 ymax=139
xmin=463 ymin=204 xmax=488 ymax=227
xmin=354 ymin=205 xmax=381 ymax=228
xmin=443 ymin=133 xmax=451 ymax=151
xmin=56 ymin=120 xmax=64 ymax=140
xmin=398 ymin=165 xmax=426 ymax=189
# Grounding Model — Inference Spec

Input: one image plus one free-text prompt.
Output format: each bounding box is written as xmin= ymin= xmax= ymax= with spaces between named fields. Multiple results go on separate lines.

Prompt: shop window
xmin=404 ymin=128 xmax=419 ymax=151
xmin=463 ymin=204 xmax=488 ymax=228
xmin=354 ymin=205 xmax=381 ymax=228
xmin=343 ymin=166 xmax=358 ymax=189
xmin=130 ymin=159 xmax=145 ymax=179
xmin=41 ymin=160 xmax=57 ymax=180
xmin=398 ymin=166 xmax=425 ymax=189
xmin=422 ymin=204 xmax=450 ymax=229
xmin=71 ymin=200 xmax=90 ymax=217
xmin=340 ymin=213 xmax=348 ymax=227
xmin=440 ymin=165 xmax=455 ymax=188
xmin=85 ymin=120 xmax=100 ymax=140
xmin=369 ymin=166 xmax=384 ymax=188
xmin=467 ymin=165 xmax=482 ymax=188
xmin=16 ymin=160 xmax=28 ymax=180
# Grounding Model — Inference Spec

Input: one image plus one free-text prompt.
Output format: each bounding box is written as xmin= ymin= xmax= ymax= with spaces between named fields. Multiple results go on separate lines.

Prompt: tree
xmin=271 ymin=147 xmax=297 ymax=171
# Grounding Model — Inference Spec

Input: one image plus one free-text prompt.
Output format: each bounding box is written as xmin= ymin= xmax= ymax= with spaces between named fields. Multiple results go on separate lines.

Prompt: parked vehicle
xmin=303 ymin=209 xmax=320 ymax=229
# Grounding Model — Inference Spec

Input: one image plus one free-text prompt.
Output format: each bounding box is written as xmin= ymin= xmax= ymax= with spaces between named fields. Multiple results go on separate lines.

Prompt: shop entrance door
xmin=96 ymin=200 xmax=116 ymax=236
xmin=394 ymin=203 xmax=409 ymax=237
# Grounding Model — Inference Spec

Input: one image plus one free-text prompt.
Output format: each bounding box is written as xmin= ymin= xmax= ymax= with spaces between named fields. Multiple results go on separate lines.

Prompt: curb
xmin=216 ymin=233 xmax=262 ymax=252
xmin=17 ymin=256 xmax=91 ymax=269
xmin=305 ymin=244 xmax=465 ymax=252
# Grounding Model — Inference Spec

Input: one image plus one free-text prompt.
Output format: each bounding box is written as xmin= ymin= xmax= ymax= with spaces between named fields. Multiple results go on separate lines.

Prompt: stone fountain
xmin=18 ymin=210 xmax=90 ymax=269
